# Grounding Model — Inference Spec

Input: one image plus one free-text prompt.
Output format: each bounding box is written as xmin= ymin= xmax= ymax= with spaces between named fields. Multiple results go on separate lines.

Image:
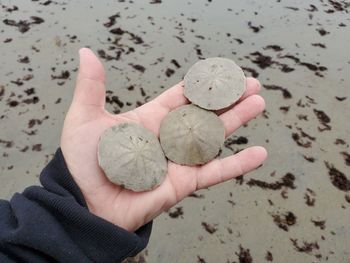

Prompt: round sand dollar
xmin=98 ymin=123 xmax=167 ymax=192
xmin=159 ymin=104 xmax=225 ymax=165
xmin=184 ymin=57 xmax=246 ymax=110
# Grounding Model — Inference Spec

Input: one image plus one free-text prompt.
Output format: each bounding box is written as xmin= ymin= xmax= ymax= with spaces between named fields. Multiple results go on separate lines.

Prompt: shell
xmin=159 ymin=104 xmax=225 ymax=165
xmin=98 ymin=123 xmax=167 ymax=192
xmin=184 ymin=57 xmax=246 ymax=110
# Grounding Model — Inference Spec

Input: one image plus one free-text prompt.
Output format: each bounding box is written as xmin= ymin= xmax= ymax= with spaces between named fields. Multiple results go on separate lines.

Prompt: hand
xmin=61 ymin=48 xmax=267 ymax=232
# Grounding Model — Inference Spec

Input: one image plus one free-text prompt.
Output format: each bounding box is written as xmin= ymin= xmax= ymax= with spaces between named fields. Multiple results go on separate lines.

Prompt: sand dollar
xmin=160 ymin=104 xmax=225 ymax=165
xmin=98 ymin=123 xmax=167 ymax=192
xmin=184 ymin=57 xmax=246 ymax=110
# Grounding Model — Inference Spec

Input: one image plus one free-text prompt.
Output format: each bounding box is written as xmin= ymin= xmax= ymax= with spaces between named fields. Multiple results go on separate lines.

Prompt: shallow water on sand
xmin=1 ymin=1 xmax=349 ymax=262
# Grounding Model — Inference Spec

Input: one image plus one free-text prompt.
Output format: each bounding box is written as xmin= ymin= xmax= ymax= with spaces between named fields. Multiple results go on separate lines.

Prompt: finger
xmin=215 ymin=77 xmax=261 ymax=115
xmin=220 ymin=94 xmax=265 ymax=137
xmin=124 ymin=82 xmax=189 ymax=134
xmin=72 ymin=48 xmax=106 ymax=108
xmin=145 ymin=81 xmax=189 ymax=112
xmin=240 ymin=77 xmax=261 ymax=102
xmin=196 ymin=146 xmax=268 ymax=189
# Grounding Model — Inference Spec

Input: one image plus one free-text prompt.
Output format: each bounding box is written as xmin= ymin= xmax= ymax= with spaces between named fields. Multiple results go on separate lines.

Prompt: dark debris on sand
xmin=304 ymin=188 xmax=316 ymax=206
xmin=335 ymin=96 xmax=347 ymax=101
xmin=1 ymin=4 xmax=19 ymax=13
xmin=291 ymin=127 xmax=315 ymax=148
xmin=201 ymin=222 xmax=217 ymax=234
xmin=51 ymin=70 xmax=70 ymax=80
xmin=165 ymin=68 xmax=175 ymax=77
xmin=264 ymin=45 xmax=283 ymax=51
xmin=241 ymin=67 xmax=259 ymax=78
xmin=197 ymin=255 xmax=206 ymax=263
xmin=235 ymin=245 xmax=253 ymax=263
xmin=340 ymin=151 xmax=350 ymax=166
xmin=0 ymin=85 xmax=4 ymax=99
xmin=98 ymin=13 xmax=148 ymax=64
xmin=189 ymin=192 xmax=205 ymax=198
xmin=345 ymin=195 xmax=350 ymax=203
xmin=18 ymin=56 xmax=30 ymax=63
xmin=316 ymin=28 xmax=329 ymax=36
xmin=103 ymin=13 xmax=120 ymax=28
xmin=324 ymin=162 xmax=350 ymax=192
xmin=303 ymin=155 xmax=315 ymax=163
xmin=247 ymin=173 xmax=296 ymax=190
xmin=265 ymin=251 xmax=273 ymax=261
xmin=249 ymin=52 xmax=274 ymax=69
xmin=313 ymin=109 xmax=331 ymax=131
xmin=271 ymin=211 xmax=297 ymax=231
xmin=0 ymin=139 xmax=14 ymax=148
xmin=225 ymin=136 xmax=248 ymax=151
xmin=3 ymin=16 xmax=44 ymax=33
xmin=248 ymin=52 xmax=295 ymax=73
xmin=263 ymin=84 xmax=292 ymax=99
xmin=32 ymin=144 xmax=42 ymax=152
xmin=311 ymin=43 xmax=326 ymax=48
xmin=130 ymin=64 xmax=146 ymax=73
xmin=168 ymin=207 xmax=184 ymax=218
xmin=279 ymin=55 xmax=327 ymax=77
xmin=247 ymin=21 xmax=263 ymax=33
xmin=170 ymin=59 xmax=181 ymax=68
xmin=290 ymin=238 xmax=320 ymax=254
xmin=311 ymin=219 xmax=326 ymax=230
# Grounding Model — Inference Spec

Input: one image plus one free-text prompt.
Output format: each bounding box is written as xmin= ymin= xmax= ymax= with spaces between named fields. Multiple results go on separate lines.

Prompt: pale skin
xmin=61 ymin=48 xmax=267 ymax=232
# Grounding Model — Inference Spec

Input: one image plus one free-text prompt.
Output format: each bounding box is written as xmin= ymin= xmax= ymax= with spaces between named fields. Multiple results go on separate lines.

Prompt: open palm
xmin=61 ymin=48 xmax=267 ymax=232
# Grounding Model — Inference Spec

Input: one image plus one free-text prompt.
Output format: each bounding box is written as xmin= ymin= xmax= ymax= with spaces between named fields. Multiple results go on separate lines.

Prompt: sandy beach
xmin=1 ymin=1 xmax=349 ymax=262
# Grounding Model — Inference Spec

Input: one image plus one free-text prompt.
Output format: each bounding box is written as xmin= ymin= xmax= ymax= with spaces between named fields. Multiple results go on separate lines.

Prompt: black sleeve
xmin=0 ymin=149 xmax=152 ymax=263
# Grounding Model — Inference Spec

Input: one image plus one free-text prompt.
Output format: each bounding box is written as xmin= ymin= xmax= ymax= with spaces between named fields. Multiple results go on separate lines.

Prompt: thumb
xmin=72 ymin=48 xmax=106 ymax=108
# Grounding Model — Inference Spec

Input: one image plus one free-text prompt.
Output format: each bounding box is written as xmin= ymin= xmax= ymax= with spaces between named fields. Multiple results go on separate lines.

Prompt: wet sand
xmin=1 ymin=1 xmax=349 ymax=262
